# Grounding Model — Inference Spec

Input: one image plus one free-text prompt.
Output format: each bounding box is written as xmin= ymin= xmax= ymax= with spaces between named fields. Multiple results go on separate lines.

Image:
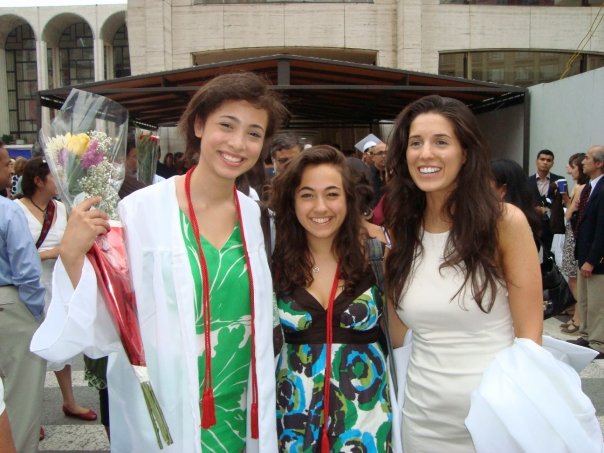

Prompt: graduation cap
xmin=354 ymin=133 xmax=382 ymax=153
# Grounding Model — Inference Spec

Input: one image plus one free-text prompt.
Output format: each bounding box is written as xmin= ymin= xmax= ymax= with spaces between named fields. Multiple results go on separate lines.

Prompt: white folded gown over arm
xmin=466 ymin=338 xmax=603 ymax=453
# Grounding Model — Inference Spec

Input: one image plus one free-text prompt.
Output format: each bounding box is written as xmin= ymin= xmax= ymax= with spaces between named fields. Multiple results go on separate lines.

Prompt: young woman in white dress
xmin=383 ymin=95 xmax=543 ymax=452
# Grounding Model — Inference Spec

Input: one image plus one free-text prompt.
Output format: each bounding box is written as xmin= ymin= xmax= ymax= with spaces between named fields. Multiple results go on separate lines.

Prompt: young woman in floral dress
xmin=270 ymin=146 xmax=392 ymax=452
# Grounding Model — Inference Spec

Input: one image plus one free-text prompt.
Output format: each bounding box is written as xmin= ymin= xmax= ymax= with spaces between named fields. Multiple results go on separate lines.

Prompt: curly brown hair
xmin=384 ymin=95 xmax=503 ymax=313
xmin=178 ymin=71 xmax=290 ymax=161
xmin=270 ymin=145 xmax=368 ymax=296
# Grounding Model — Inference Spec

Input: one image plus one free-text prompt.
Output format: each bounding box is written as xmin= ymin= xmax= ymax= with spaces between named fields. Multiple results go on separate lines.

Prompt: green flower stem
xmin=134 ymin=365 xmax=174 ymax=449
xmin=141 ymin=382 xmax=173 ymax=449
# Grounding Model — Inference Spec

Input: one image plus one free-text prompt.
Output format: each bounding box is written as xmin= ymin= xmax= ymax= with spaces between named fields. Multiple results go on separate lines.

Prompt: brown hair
xmin=178 ymin=72 xmax=289 ymax=160
xmin=270 ymin=145 xmax=367 ymax=296
xmin=568 ymin=152 xmax=589 ymax=185
xmin=13 ymin=157 xmax=28 ymax=176
xmin=21 ymin=157 xmax=51 ymax=198
xmin=384 ymin=95 xmax=503 ymax=312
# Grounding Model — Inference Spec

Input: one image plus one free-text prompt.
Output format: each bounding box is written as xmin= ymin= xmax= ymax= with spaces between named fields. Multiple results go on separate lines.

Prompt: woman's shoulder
xmin=54 ymin=199 xmax=67 ymax=211
xmin=498 ymin=202 xmax=533 ymax=248
xmin=499 ymin=202 xmax=529 ymax=228
xmin=573 ymin=183 xmax=586 ymax=196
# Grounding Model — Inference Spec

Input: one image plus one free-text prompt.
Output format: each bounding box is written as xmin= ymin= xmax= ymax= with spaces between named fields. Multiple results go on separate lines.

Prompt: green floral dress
xmin=276 ymin=273 xmax=392 ymax=452
xmin=180 ymin=212 xmax=251 ymax=452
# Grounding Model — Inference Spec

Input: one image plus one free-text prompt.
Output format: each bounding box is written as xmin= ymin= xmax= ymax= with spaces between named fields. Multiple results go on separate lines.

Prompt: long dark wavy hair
xmin=270 ymin=145 xmax=367 ymax=296
xmin=384 ymin=95 xmax=503 ymax=313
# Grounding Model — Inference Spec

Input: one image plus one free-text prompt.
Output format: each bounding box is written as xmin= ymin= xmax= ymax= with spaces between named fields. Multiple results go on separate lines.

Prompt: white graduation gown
xmin=31 ymin=178 xmax=278 ymax=453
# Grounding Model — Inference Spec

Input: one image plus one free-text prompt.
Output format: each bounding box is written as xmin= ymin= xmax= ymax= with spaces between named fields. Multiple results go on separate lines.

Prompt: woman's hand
xmin=59 ymin=197 xmax=110 ymax=287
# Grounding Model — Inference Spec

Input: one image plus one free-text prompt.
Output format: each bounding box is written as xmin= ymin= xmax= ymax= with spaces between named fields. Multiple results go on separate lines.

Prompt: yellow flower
xmin=66 ymin=132 xmax=90 ymax=156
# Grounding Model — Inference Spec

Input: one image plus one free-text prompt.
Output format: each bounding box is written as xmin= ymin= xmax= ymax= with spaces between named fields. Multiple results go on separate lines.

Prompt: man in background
xmin=0 ymin=141 xmax=46 ymax=452
xmin=269 ymin=132 xmax=302 ymax=176
xmin=571 ymin=145 xmax=604 ymax=360
xmin=528 ymin=149 xmax=564 ymax=252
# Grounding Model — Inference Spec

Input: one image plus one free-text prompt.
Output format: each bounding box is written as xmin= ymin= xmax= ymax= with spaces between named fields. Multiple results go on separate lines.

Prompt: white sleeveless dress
xmin=396 ymin=231 xmax=514 ymax=452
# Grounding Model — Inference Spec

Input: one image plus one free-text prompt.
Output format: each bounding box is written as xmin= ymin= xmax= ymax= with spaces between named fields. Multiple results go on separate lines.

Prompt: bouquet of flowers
xmin=41 ymin=89 xmax=173 ymax=448
xmin=135 ymin=130 xmax=160 ymax=185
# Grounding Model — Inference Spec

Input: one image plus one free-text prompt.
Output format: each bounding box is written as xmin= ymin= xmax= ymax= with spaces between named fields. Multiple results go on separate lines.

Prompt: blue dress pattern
xmin=276 ymin=274 xmax=392 ymax=452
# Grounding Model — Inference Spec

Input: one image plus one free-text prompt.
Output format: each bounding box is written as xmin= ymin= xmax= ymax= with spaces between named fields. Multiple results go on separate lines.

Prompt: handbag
xmin=542 ymin=251 xmax=576 ymax=319
xmin=549 ymin=187 xmax=565 ymax=235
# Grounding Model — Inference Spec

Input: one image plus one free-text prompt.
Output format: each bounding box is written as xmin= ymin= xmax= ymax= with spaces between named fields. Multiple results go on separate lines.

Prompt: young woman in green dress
xmin=32 ymin=72 xmax=289 ymax=452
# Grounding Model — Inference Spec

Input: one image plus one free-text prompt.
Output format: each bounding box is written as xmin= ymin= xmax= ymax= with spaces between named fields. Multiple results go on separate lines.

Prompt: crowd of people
xmin=0 ymin=71 xmax=602 ymax=452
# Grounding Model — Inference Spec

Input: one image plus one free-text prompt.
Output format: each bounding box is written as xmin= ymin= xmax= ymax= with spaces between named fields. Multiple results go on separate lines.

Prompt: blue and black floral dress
xmin=276 ymin=273 xmax=392 ymax=452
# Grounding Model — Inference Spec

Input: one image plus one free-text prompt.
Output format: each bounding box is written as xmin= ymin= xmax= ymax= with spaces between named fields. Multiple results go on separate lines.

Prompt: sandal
xmin=561 ymin=307 xmax=575 ymax=317
xmin=561 ymin=320 xmax=580 ymax=334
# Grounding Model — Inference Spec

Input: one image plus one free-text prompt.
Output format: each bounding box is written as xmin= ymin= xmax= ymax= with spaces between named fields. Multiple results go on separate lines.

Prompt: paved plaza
xmin=37 ymin=315 xmax=604 ymax=452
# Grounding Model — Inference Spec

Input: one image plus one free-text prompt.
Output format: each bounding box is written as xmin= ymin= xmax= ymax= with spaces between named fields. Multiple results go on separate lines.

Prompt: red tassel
xmin=321 ymin=428 xmax=330 ymax=453
xmin=251 ymin=402 xmax=259 ymax=438
xmin=201 ymin=389 xmax=216 ymax=429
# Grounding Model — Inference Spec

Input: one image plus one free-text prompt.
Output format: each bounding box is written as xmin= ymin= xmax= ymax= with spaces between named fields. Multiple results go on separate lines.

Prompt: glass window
xmin=110 ymin=24 xmax=131 ymax=79
xmin=58 ymin=22 xmax=95 ymax=87
xmin=441 ymin=1 xmax=592 ymax=5
xmin=194 ymin=0 xmax=371 ymax=3
xmin=4 ymin=24 xmax=38 ymax=145
xmin=439 ymin=50 xmax=604 ymax=87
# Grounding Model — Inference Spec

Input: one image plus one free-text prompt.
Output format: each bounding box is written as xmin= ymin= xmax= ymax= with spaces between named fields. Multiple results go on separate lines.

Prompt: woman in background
xmin=271 ymin=146 xmax=392 ymax=452
xmin=490 ymin=158 xmax=541 ymax=249
xmin=16 ymin=157 xmax=97 ymax=422
xmin=558 ymin=152 xmax=589 ymax=333
xmin=384 ymin=95 xmax=542 ymax=451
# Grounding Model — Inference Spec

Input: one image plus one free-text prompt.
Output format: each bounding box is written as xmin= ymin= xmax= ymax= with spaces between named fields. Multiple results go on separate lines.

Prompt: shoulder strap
xmin=367 ymin=238 xmax=385 ymax=302
xmin=365 ymin=238 xmax=398 ymax=396
xmin=35 ymin=200 xmax=55 ymax=249
xmin=257 ymin=201 xmax=272 ymax=271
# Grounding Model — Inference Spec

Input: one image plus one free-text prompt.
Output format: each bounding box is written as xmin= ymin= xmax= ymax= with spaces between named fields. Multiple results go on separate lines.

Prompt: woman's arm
xmin=564 ymin=183 xmax=584 ymax=221
xmin=39 ymin=247 xmax=60 ymax=261
xmin=498 ymin=203 xmax=543 ymax=344
xmin=386 ymin=299 xmax=408 ymax=348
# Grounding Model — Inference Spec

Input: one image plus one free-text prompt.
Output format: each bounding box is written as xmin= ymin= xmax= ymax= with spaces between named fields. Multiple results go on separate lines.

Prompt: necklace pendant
xmin=312 ymin=266 xmax=320 ymax=273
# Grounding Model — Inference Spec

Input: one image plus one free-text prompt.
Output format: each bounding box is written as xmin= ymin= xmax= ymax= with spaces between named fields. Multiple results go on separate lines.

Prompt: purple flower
xmin=58 ymin=148 xmax=68 ymax=166
xmin=81 ymin=139 xmax=104 ymax=169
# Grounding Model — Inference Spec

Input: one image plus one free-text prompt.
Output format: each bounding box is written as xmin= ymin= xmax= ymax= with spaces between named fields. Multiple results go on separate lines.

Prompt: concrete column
xmin=36 ymin=40 xmax=49 ymax=91
xmin=396 ymin=0 xmax=423 ymax=72
xmin=105 ymin=43 xmax=114 ymax=80
xmin=127 ymin=0 xmax=173 ymax=75
xmin=51 ymin=47 xmax=61 ymax=88
xmin=94 ymin=37 xmax=105 ymax=81
xmin=0 ymin=49 xmax=10 ymax=138
xmin=35 ymin=40 xmax=51 ymax=136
